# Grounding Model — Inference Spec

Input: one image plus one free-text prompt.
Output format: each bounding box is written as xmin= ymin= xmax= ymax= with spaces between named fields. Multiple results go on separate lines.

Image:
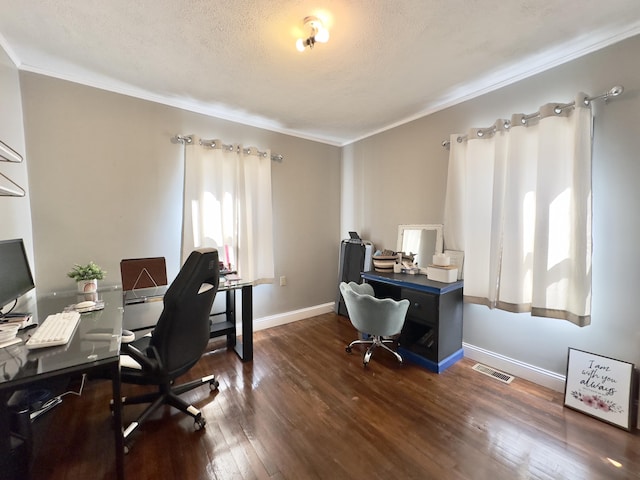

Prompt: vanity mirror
xmin=397 ymin=224 xmax=443 ymax=267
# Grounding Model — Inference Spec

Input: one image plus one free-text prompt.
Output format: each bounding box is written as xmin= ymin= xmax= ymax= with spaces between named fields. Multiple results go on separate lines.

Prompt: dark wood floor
xmin=29 ymin=313 xmax=640 ymax=480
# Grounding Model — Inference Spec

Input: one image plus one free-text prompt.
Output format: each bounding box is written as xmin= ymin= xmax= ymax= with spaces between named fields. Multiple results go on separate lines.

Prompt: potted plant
xmin=67 ymin=261 xmax=106 ymax=293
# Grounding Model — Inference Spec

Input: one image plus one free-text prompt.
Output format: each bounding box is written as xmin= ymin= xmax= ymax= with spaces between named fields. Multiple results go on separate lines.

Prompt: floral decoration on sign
xmin=570 ymin=391 xmax=624 ymax=413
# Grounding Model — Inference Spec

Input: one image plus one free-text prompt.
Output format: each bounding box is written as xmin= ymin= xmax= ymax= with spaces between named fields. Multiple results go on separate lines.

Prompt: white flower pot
xmin=77 ymin=279 xmax=98 ymax=293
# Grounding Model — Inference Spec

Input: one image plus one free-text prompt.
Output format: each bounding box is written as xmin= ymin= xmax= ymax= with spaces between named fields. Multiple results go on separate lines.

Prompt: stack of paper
xmin=0 ymin=323 xmax=21 ymax=348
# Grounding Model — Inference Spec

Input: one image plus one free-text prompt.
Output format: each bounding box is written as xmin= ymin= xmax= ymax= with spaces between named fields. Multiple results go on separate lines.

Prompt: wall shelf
xmin=0 ymin=138 xmax=25 ymax=197
xmin=0 ymin=139 xmax=23 ymax=163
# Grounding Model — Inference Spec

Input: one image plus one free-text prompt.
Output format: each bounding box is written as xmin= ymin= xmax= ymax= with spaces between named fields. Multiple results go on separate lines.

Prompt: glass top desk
xmin=123 ymin=278 xmax=254 ymax=362
xmin=0 ymin=289 xmax=125 ymax=480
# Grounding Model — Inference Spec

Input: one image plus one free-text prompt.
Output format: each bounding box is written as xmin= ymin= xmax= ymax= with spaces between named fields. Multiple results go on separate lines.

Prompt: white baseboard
xmin=464 ymin=343 xmax=640 ymax=428
xmin=463 ymin=342 xmax=566 ymax=392
xmin=254 ymin=302 xmax=335 ymax=332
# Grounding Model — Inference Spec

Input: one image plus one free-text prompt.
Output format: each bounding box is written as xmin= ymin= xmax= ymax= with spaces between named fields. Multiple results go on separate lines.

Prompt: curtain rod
xmin=171 ymin=134 xmax=284 ymax=162
xmin=441 ymin=85 xmax=624 ymax=150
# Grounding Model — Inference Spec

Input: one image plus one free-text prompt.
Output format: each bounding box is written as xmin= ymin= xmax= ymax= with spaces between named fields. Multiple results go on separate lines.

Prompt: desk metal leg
xmin=0 ymin=392 xmax=13 ymax=480
xmin=212 ymin=284 xmax=252 ymax=362
xmin=225 ymin=290 xmax=237 ymax=348
xmin=110 ymin=363 xmax=125 ymax=480
xmin=1 ymin=390 xmax=31 ymax=480
xmin=233 ymin=284 xmax=253 ymax=362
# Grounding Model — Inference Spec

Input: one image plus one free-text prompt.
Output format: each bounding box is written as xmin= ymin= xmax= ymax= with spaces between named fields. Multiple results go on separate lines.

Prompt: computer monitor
xmin=0 ymin=238 xmax=35 ymax=313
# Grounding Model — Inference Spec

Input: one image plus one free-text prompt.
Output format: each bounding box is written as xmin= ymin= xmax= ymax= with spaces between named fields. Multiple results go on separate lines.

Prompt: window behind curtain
xmin=443 ymin=95 xmax=592 ymax=326
xmin=182 ymin=142 xmax=275 ymax=285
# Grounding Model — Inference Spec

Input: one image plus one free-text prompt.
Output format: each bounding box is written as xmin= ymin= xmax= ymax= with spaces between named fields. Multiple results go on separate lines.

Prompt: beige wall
xmin=343 ymin=34 xmax=640 ymax=378
xmin=20 ymin=73 xmax=341 ymax=318
xmin=341 ymin=119 xmax=449 ymax=249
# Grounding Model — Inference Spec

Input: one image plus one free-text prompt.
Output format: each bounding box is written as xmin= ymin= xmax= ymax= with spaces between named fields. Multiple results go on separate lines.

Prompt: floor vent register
xmin=471 ymin=363 xmax=515 ymax=384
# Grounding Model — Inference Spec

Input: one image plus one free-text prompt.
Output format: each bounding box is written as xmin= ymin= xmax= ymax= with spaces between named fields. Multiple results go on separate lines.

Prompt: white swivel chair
xmin=339 ymin=281 xmax=410 ymax=366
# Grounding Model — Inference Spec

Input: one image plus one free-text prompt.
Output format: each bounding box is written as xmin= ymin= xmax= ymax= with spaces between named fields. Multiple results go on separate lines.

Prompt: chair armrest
xmin=121 ymin=343 xmax=156 ymax=371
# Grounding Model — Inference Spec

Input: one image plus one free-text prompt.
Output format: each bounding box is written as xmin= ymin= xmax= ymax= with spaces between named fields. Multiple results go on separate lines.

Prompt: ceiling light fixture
xmin=296 ymin=16 xmax=329 ymax=52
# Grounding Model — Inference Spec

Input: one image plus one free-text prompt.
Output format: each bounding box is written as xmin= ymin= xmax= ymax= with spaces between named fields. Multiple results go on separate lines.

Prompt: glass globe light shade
xmin=314 ymin=27 xmax=329 ymax=43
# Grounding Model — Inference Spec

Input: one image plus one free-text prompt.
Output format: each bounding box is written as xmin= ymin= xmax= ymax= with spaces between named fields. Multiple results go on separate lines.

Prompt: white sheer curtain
xmin=182 ymin=139 xmax=275 ymax=285
xmin=443 ymin=94 xmax=593 ymax=326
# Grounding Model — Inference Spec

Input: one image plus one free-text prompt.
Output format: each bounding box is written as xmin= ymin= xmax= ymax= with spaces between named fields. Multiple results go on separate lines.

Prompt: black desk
xmin=361 ymin=271 xmax=464 ymax=373
xmin=123 ymin=279 xmax=253 ymax=362
xmin=0 ymin=289 xmax=125 ymax=480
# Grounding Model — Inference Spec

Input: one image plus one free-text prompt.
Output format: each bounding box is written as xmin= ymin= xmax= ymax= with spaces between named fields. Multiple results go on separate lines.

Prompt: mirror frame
xmin=397 ymin=224 xmax=444 ymax=264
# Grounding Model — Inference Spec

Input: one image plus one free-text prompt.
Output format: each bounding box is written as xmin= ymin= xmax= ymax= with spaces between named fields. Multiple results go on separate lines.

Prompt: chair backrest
xmin=150 ymin=249 xmax=220 ymax=377
xmin=120 ymin=257 xmax=168 ymax=291
xmin=339 ymin=281 xmax=409 ymax=337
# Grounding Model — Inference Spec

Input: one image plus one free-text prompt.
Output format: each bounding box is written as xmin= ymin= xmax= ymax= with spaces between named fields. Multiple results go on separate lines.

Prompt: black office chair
xmin=118 ymin=248 xmax=220 ymax=450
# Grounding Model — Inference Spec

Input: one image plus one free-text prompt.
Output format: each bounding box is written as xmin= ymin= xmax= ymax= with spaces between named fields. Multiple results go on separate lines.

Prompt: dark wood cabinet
xmin=361 ymin=271 xmax=463 ymax=373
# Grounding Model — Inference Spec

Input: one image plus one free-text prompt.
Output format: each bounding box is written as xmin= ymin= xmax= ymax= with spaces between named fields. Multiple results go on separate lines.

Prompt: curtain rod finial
xmin=609 ymin=85 xmax=624 ymax=97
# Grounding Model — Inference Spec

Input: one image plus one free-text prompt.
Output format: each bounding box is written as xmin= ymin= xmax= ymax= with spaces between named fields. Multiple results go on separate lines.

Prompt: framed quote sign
xmin=564 ymin=348 xmax=635 ymax=431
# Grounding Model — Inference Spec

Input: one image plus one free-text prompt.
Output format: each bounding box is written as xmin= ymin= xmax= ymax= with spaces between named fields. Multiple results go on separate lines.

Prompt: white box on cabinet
xmin=426 ymin=266 xmax=458 ymax=283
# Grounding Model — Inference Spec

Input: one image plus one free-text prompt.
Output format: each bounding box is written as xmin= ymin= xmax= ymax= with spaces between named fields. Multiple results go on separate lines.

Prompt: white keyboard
xmin=25 ymin=311 xmax=81 ymax=349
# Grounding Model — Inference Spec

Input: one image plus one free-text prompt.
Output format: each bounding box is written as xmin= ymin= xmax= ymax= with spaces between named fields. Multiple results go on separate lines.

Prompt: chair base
xmin=116 ymin=374 xmax=219 ymax=452
xmin=345 ymin=336 xmax=403 ymax=365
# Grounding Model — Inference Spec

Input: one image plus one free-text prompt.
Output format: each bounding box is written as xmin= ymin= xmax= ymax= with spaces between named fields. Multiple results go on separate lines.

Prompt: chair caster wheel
xmin=195 ymin=417 xmax=206 ymax=430
xmin=124 ymin=445 xmax=130 ymax=455
xmin=345 ymin=346 xmax=352 ymax=353
xmin=194 ymin=412 xmax=206 ymax=430
xmin=209 ymin=378 xmax=219 ymax=390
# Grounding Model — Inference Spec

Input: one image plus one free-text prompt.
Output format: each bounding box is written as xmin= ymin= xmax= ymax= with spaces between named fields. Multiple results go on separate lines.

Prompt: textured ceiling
xmin=1 ymin=1 xmax=640 ymax=145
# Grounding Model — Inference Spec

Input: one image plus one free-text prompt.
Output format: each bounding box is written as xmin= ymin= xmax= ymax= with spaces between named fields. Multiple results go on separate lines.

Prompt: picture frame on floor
xmin=564 ymin=348 xmax=635 ymax=431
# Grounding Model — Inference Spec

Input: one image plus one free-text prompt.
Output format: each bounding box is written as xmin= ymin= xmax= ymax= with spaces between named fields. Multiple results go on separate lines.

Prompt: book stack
xmin=0 ymin=322 xmax=21 ymax=348
xmin=1 ymin=314 xmax=33 ymax=329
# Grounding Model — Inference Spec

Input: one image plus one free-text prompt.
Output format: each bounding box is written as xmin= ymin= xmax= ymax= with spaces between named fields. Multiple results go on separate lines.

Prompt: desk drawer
xmin=402 ymin=289 xmax=438 ymax=325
